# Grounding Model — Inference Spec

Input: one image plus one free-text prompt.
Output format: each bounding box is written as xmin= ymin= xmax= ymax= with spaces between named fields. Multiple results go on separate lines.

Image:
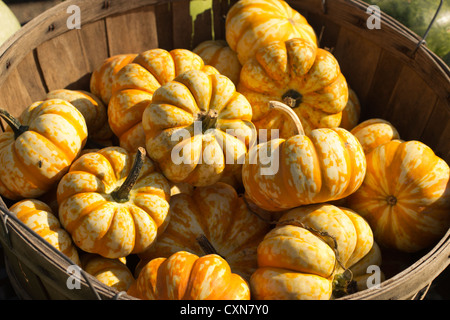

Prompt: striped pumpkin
xmin=350 ymin=118 xmax=400 ymax=154
xmin=347 ymin=139 xmax=450 ymax=252
xmin=128 ymin=251 xmax=250 ymax=300
xmin=9 ymin=199 xmax=81 ymax=265
xmin=0 ymin=99 xmax=87 ymax=200
xmin=242 ymin=101 xmax=365 ymax=213
xmin=137 ymin=182 xmax=271 ymax=281
xmin=225 ymin=0 xmax=317 ymax=65
xmin=249 ymin=204 xmax=375 ymax=300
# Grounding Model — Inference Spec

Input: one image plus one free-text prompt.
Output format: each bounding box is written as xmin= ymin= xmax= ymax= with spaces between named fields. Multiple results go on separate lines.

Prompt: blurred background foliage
xmin=364 ymin=0 xmax=450 ymax=65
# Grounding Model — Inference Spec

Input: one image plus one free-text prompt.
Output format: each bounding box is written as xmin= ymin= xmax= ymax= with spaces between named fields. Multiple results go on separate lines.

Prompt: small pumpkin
xmin=137 ymin=182 xmax=271 ymax=281
xmin=347 ymin=139 xmax=450 ymax=252
xmin=225 ymin=0 xmax=317 ymax=65
xmin=238 ymin=38 xmax=348 ymax=139
xmin=57 ymin=146 xmax=171 ymax=259
xmin=108 ymin=48 xmax=217 ymax=152
xmin=193 ymin=39 xmax=242 ymax=86
xmin=128 ymin=251 xmax=250 ymax=300
xmin=90 ymin=54 xmax=137 ymax=105
xmin=81 ymin=254 xmax=134 ymax=292
xmin=349 ymin=242 xmax=385 ymax=292
xmin=9 ymin=199 xmax=81 ymax=265
xmin=46 ymin=89 xmax=114 ymax=142
xmin=142 ymin=68 xmax=255 ymax=187
xmin=242 ymin=101 xmax=366 ymax=213
xmin=0 ymin=99 xmax=88 ymax=200
xmin=339 ymin=88 xmax=361 ymax=131
xmin=350 ymin=118 xmax=400 ymax=154
xmin=249 ymin=204 xmax=375 ymax=300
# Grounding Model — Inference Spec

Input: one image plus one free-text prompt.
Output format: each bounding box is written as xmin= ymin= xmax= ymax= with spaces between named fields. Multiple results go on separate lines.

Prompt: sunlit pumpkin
xmin=90 ymin=54 xmax=137 ymax=105
xmin=81 ymin=254 xmax=134 ymax=292
xmin=225 ymin=0 xmax=317 ymax=65
xmin=249 ymin=204 xmax=376 ymax=300
xmin=128 ymin=251 xmax=250 ymax=300
xmin=242 ymin=101 xmax=366 ymax=213
xmin=0 ymin=99 xmax=87 ymax=200
xmin=347 ymin=139 xmax=450 ymax=252
xmin=57 ymin=146 xmax=171 ymax=259
xmin=107 ymin=48 xmax=217 ymax=152
xmin=9 ymin=199 xmax=81 ymax=265
xmin=350 ymin=118 xmax=400 ymax=154
xmin=339 ymin=88 xmax=361 ymax=131
xmin=137 ymin=182 xmax=271 ymax=281
xmin=46 ymin=89 xmax=114 ymax=143
xmin=142 ymin=68 xmax=255 ymax=187
xmin=193 ymin=39 xmax=242 ymax=86
xmin=238 ymin=38 xmax=348 ymax=139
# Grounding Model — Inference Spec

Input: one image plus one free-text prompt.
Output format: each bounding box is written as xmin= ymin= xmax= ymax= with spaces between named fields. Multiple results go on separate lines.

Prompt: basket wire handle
xmin=412 ymin=0 xmax=443 ymax=57
xmin=322 ymin=0 xmax=327 ymax=14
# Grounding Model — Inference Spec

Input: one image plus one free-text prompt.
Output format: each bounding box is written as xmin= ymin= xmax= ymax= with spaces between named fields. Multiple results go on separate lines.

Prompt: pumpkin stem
xmin=386 ymin=195 xmax=397 ymax=206
xmin=0 ymin=109 xmax=29 ymax=139
xmin=110 ymin=147 xmax=146 ymax=203
xmin=269 ymin=100 xmax=305 ymax=136
xmin=196 ymin=234 xmax=226 ymax=260
xmin=197 ymin=109 xmax=219 ymax=133
xmin=282 ymin=89 xmax=303 ymax=108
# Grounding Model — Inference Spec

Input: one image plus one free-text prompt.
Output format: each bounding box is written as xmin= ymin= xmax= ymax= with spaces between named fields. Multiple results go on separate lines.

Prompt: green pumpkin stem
xmin=0 ymin=109 xmax=29 ymax=139
xmin=269 ymin=100 xmax=305 ymax=136
xmin=111 ymin=147 xmax=146 ymax=203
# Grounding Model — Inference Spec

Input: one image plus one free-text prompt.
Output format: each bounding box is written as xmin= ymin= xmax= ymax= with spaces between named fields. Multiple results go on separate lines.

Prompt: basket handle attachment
xmin=412 ymin=0 xmax=443 ymax=57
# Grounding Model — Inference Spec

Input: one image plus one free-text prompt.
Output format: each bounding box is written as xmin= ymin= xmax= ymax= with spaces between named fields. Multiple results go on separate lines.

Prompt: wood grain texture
xmin=0 ymin=51 xmax=47 ymax=119
xmin=106 ymin=5 xmax=159 ymax=56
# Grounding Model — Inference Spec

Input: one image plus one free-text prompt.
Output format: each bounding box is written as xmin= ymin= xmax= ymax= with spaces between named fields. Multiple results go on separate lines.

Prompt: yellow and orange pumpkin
xmin=0 ymin=99 xmax=88 ymax=200
xmin=350 ymin=118 xmax=400 ymax=154
xmin=238 ymin=38 xmax=348 ymax=138
xmin=9 ymin=199 xmax=81 ymax=265
xmin=193 ymin=39 xmax=242 ymax=86
xmin=347 ymin=139 xmax=450 ymax=252
xmin=107 ymin=48 xmax=217 ymax=152
xmin=142 ymin=68 xmax=255 ymax=187
xmin=242 ymin=101 xmax=366 ymax=213
xmin=339 ymin=88 xmax=361 ymax=131
xmin=225 ymin=0 xmax=317 ymax=65
xmin=249 ymin=204 xmax=376 ymax=300
xmin=138 ymin=182 xmax=271 ymax=281
xmin=57 ymin=146 xmax=171 ymax=259
xmin=90 ymin=53 xmax=137 ymax=105
xmin=46 ymin=89 xmax=114 ymax=143
xmin=81 ymin=254 xmax=134 ymax=292
xmin=128 ymin=251 xmax=250 ymax=300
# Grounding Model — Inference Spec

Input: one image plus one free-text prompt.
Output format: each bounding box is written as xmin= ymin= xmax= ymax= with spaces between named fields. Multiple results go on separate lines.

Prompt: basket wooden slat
xmin=0 ymin=0 xmax=448 ymax=300
xmin=106 ymin=5 xmax=159 ymax=56
xmin=154 ymin=2 xmax=174 ymax=50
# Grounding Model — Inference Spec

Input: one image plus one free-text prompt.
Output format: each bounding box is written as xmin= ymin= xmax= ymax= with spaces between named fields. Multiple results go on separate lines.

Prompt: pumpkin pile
xmin=1 ymin=0 xmax=449 ymax=300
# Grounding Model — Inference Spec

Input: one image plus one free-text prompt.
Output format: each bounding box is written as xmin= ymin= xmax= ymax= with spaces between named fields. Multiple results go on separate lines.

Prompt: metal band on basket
xmin=412 ymin=0 xmax=444 ymax=57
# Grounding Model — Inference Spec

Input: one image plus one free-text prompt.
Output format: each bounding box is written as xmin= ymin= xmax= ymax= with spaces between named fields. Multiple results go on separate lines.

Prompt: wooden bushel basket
xmin=0 ymin=0 xmax=449 ymax=300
